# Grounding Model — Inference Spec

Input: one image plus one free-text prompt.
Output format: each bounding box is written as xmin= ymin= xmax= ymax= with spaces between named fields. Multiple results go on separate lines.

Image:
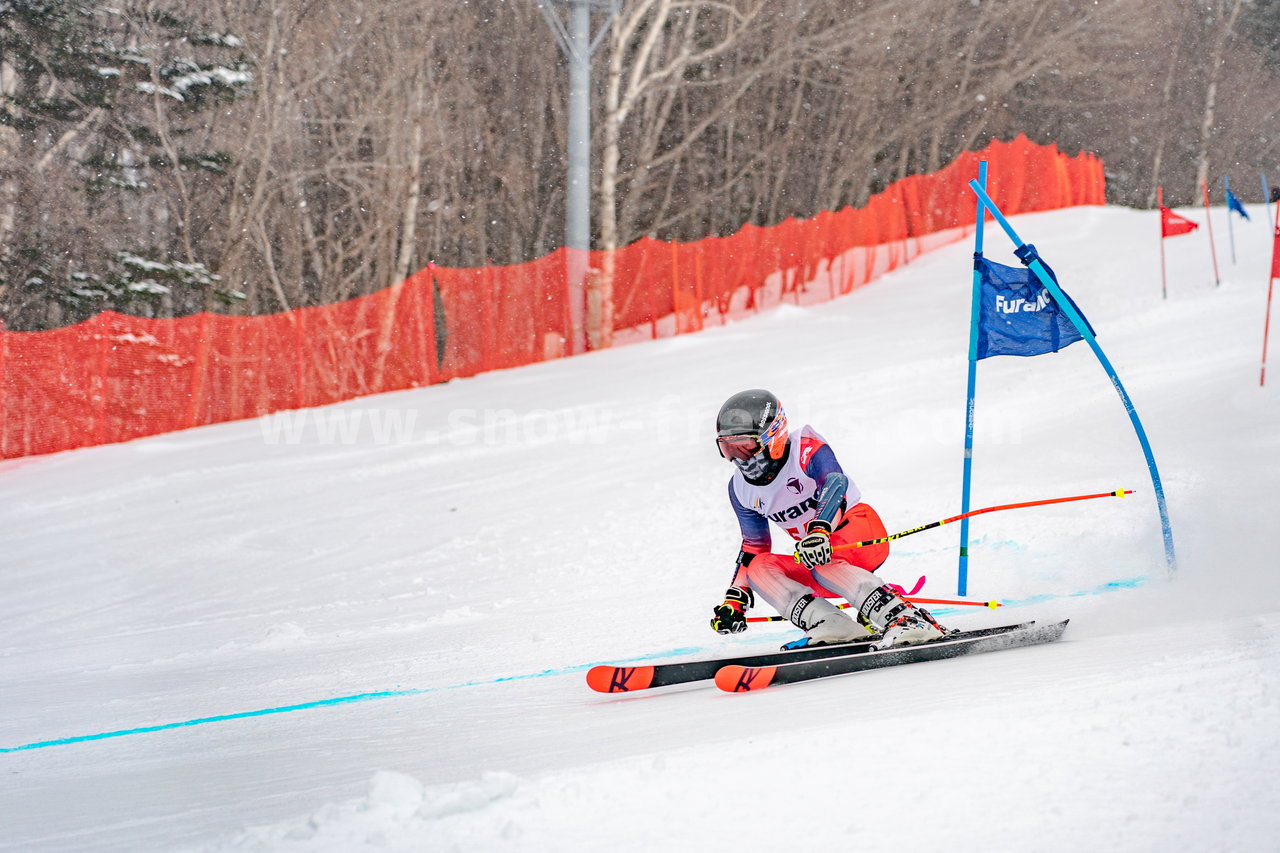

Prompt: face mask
xmin=734 ymin=451 xmax=770 ymax=480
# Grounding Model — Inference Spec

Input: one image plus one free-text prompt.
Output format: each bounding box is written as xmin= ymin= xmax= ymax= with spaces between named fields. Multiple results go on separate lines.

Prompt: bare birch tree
xmin=4 ymin=0 xmax=1280 ymax=329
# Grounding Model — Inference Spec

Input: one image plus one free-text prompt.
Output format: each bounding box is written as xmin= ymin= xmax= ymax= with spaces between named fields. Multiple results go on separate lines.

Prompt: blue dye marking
xmin=0 ymin=649 xmax=704 ymax=754
xmin=1 ymin=690 xmax=420 ymax=753
xmin=894 ymin=538 xmax=1025 ymax=558
xmin=920 ymin=577 xmax=1147 ymax=619
xmin=996 ymin=576 xmax=1147 ymax=608
xmin=2 ymin=580 xmax=1146 ymax=754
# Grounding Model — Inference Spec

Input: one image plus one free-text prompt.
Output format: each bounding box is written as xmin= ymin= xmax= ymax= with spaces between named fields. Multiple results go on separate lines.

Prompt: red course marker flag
xmin=1158 ymin=185 xmax=1200 ymax=300
xmin=1272 ymin=224 xmax=1280 ymax=280
xmin=1160 ymin=206 xmax=1199 ymax=237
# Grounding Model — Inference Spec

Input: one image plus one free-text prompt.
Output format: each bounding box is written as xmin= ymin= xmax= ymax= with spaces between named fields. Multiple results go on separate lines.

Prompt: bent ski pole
xmin=745 ymin=595 xmax=1000 ymax=624
xmin=831 ymin=489 xmax=1134 ymax=553
xmin=908 ymin=596 xmax=1001 ymax=608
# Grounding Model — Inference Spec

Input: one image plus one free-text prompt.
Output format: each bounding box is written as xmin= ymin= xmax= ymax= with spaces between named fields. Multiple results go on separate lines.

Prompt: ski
xmin=586 ymin=635 xmax=880 ymax=693
xmin=585 ymin=621 xmax=1040 ymax=693
xmin=714 ymin=619 xmax=1069 ymax=692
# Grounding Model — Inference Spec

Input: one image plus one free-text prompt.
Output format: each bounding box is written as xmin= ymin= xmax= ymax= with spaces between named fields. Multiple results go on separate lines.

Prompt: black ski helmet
xmin=715 ymin=389 xmax=790 ymax=482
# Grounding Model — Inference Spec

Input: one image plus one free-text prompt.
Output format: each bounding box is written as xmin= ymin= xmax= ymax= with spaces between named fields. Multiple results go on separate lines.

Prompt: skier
xmin=709 ymin=389 xmax=947 ymax=649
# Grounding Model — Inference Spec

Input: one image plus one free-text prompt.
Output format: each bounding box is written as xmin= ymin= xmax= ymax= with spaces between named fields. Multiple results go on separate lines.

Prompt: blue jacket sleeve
xmin=729 ymin=479 xmax=772 ymax=554
xmin=803 ymin=445 xmax=849 ymax=531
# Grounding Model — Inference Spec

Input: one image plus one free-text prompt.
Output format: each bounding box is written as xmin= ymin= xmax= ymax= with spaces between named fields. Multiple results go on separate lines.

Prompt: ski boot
xmin=856 ymin=585 xmax=947 ymax=650
xmin=780 ymin=593 xmax=873 ymax=650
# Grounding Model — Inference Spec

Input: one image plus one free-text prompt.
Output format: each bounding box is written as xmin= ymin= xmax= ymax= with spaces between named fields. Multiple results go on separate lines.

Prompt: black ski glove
xmin=710 ymin=586 xmax=754 ymax=634
xmin=794 ymin=525 xmax=832 ymax=569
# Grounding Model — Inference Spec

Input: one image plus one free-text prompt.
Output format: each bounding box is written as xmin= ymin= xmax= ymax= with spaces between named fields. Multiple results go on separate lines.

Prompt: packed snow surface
xmin=2 ymin=204 xmax=1279 ymax=852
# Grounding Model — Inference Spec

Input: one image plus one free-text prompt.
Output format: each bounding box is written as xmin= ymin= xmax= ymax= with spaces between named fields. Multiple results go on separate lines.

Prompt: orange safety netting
xmin=0 ymin=135 xmax=1103 ymax=459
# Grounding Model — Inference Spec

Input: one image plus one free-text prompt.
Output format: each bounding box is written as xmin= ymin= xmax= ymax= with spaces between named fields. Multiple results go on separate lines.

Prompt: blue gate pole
xmin=967 ymin=180 xmax=1178 ymax=573
xmin=1224 ymin=176 xmax=1237 ymax=265
xmin=1264 ymin=174 xmax=1274 ymax=232
xmin=957 ymin=160 xmax=988 ymax=596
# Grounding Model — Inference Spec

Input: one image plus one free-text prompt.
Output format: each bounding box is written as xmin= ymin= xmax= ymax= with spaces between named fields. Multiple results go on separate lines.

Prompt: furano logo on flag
xmin=994 ymin=290 xmax=1053 ymax=314
xmin=974 ymin=251 xmax=1092 ymax=360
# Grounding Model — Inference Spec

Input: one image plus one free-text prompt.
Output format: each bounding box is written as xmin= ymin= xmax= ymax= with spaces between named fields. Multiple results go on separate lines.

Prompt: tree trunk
xmin=1147 ymin=23 xmax=1184 ymax=208
xmin=598 ymin=0 xmax=665 ymax=349
xmin=1195 ymin=0 xmax=1243 ymax=198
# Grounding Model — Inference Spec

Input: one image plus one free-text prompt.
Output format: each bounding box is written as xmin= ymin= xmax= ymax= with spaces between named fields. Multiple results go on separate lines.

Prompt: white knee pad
xmin=811 ymin=562 xmax=882 ymax=609
xmin=745 ymin=563 xmax=817 ymax=618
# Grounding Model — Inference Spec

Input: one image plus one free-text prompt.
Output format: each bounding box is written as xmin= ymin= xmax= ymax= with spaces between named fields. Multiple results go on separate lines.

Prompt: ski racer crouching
xmin=710 ymin=389 xmax=947 ymax=650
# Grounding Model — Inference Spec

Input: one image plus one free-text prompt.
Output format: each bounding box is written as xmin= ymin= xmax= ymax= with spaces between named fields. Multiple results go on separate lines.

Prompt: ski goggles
xmin=716 ymin=434 xmax=762 ymax=461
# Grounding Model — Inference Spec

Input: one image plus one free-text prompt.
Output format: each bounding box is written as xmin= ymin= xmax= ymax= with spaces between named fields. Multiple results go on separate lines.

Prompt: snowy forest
xmin=1 ymin=0 xmax=1278 ymax=330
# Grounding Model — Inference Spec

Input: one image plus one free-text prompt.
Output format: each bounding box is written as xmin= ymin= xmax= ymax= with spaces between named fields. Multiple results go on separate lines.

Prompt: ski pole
xmin=831 ymin=488 xmax=1134 ymax=553
xmin=745 ymin=595 xmax=1000 ymax=624
xmin=908 ymin=596 xmax=1002 ymax=608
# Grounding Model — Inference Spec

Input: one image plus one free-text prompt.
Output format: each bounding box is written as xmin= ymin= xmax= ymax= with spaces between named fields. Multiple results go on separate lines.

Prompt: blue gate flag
xmin=974 ymin=248 xmax=1093 ymax=360
xmin=1226 ymin=189 xmax=1251 ymax=221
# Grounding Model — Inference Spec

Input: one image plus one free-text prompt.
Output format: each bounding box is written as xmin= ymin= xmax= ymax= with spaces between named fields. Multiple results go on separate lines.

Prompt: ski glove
xmin=794 ymin=528 xmax=832 ymax=569
xmin=710 ymin=586 xmax=754 ymax=634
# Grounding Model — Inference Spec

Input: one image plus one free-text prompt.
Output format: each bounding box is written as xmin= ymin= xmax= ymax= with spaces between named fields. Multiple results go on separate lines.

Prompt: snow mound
xmin=200 ymin=770 xmax=519 ymax=852
xmin=258 ymin=622 xmax=308 ymax=650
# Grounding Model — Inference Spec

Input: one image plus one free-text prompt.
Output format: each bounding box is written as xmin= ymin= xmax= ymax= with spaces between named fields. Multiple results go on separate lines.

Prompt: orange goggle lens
xmin=717 ymin=434 xmax=761 ymax=461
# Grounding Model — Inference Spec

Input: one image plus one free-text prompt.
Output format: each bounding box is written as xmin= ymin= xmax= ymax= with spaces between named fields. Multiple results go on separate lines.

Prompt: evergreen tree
xmin=0 ymin=0 xmax=251 ymax=328
xmin=1240 ymin=0 xmax=1280 ymax=68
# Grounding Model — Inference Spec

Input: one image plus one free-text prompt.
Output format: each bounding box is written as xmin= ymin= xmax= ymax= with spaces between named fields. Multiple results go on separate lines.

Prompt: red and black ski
xmin=585 ymin=620 xmax=1045 ymax=693
xmin=586 ymin=634 xmax=883 ymax=693
xmin=714 ymin=619 xmax=1069 ymax=692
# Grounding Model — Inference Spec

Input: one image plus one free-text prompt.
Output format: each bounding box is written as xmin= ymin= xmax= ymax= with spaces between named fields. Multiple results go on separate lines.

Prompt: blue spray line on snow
xmin=0 ymin=670 xmax=586 ymax=754
xmin=0 ymin=649 xmax=695 ymax=754
xmin=928 ymin=575 xmax=1148 ymax=616
xmin=1 ymin=577 xmax=1148 ymax=754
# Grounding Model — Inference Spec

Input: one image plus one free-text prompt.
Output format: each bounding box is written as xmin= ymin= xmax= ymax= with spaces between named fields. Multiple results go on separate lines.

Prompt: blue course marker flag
xmin=1225 ymin=188 xmax=1251 ymax=221
xmin=966 ymin=179 xmax=1177 ymax=573
xmin=1264 ymin=174 xmax=1275 ymax=231
xmin=1224 ymin=176 xmax=1248 ymax=265
xmin=973 ymin=254 xmax=1091 ymax=359
xmin=959 ymin=165 xmax=1097 ymax=594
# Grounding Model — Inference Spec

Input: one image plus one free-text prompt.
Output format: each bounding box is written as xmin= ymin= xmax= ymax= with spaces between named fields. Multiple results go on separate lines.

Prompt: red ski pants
xmin=742 ymin=502 xmax=890 ymax=600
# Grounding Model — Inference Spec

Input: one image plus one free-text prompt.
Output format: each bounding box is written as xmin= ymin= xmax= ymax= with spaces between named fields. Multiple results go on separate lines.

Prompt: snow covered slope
xmin=2 ymin=204 xmax=1279 ymax=852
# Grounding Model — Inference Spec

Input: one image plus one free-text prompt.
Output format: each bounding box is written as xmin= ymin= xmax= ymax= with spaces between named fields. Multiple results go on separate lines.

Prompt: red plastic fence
xmin=0 ymin=135 xmax=1103 ymax=459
